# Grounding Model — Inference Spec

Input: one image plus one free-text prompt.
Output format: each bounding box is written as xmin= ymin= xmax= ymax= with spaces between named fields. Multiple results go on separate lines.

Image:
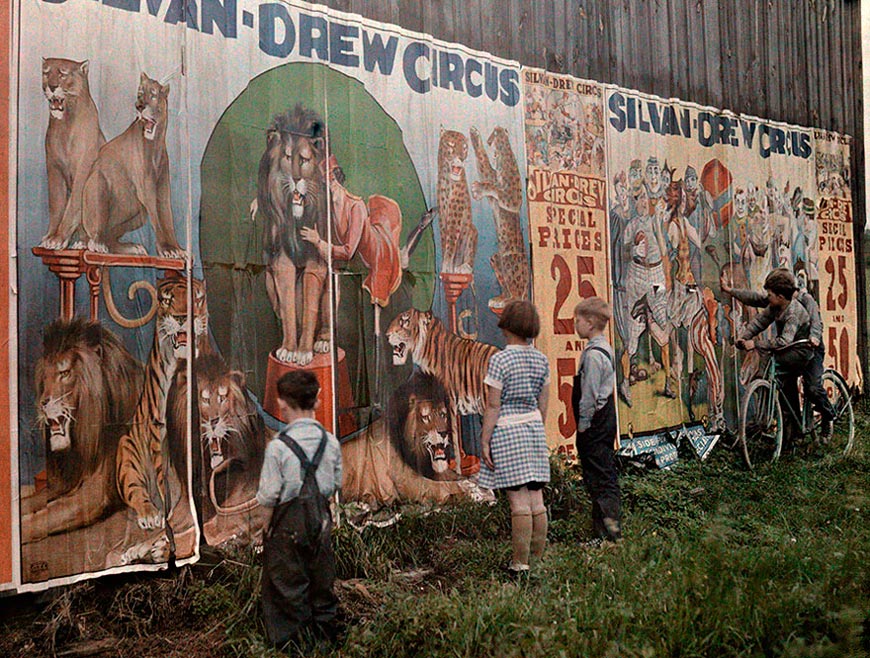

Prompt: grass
xmin=2 ymin=422 xmax=869 ymax=657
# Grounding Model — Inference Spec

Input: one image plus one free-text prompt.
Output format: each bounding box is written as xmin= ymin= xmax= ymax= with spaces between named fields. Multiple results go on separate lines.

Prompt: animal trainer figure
xmin=39 ymin=58 xmax=106 ymax=250
xmin=82 ymin=73 xmax=184 ymax=258
xmin=257 ymin=104 xmax=330 ymax=366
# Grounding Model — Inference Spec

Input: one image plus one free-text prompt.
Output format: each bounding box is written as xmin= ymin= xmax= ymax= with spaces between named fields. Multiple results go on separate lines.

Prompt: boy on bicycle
xmin=722 ymin=267 xmax=835 ymax=443
xmin=723 ymin=268 xmax=813 ymax=448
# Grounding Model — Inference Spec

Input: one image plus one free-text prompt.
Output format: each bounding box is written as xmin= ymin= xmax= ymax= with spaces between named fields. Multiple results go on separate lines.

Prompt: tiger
xmin=386 ymin=308 xmax=498 ymax=416
xmin=116 ymin=275 xmax=209 ymax=531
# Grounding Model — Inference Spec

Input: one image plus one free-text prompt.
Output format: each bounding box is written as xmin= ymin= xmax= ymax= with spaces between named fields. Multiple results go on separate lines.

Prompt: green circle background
xmin=200 ymin=62 xmax=433 ymax=403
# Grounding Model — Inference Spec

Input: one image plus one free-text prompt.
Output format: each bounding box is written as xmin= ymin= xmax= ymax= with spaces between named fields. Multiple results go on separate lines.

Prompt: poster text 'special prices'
xmin=818 ymin=196 xmax=856 ymax=382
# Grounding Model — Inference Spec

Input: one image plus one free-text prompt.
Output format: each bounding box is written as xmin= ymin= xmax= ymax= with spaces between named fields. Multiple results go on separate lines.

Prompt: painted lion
xmin=193 ymin=353 xmax=266 ymax=513
xmin=388 ymin=372 xmax=458 ymax=481
xmin=386 ymin=308 xmax=498 ymax=415
xmin=257 ymin=103 xmax=330 ymax=365
xmin=22 ymin=319 xmax=143 ymax=544
xmin=342 ymin=372 xmax=489 ymax=507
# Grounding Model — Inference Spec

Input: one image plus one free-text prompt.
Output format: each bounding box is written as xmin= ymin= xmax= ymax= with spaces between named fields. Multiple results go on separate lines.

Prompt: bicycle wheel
xmin=740 ymin=378 xmax=783 ymax=469
xmin=818 ymin=370 xmax=855 ymax=456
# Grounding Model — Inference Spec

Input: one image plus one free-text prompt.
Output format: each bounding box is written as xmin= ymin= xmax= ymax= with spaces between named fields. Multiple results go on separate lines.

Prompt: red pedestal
xmin=263 ymin=347 xmax=356 ymax=437
xmin=440 ymin=272 xmax=473 ymax=334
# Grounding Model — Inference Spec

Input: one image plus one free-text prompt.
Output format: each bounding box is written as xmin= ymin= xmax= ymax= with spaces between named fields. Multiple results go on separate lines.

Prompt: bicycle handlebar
xmin=741 ymin=338 xmax=814 ymax=354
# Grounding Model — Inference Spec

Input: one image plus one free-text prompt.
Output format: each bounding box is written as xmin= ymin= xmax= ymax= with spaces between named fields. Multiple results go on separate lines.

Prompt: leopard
xmin=437 ymin=129 xmax=477 ymax=275
xmin=469 ymin=126 xmax=530 ymax=310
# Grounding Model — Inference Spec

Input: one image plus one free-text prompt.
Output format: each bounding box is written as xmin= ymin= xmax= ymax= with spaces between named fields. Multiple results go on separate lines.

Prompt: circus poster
xmin=604 ymin=87 xmax=823 ymax=450
xmin=1 ymin=0 xmax=16 ymax=592
xmin=192 ymin=1 xmax=524 ymax=514
xmin=523 ymin=69 xmax=610 ymax=457
xmin=12 ymin=0 xmax=521 ymax=589
xmin=814 ymin=130 xmax=862 ymax=388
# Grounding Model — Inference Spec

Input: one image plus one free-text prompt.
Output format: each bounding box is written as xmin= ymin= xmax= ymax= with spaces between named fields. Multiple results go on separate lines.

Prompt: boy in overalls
xmin=256 ymin=371 xmax=343 ymax=652
xmin=573 ymin=297 xmax=622 ymax=544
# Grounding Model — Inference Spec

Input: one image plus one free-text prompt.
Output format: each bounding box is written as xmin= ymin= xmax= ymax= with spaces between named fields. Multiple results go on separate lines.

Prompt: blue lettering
xmin=769 ymin=127 xmax=786 ymax=155
xmin=499 ymin=68 xmax=519 ymax=106
xmin=201 ymin=0 xmax=236 ymax=37
xmin=402 ymin=41 xmax=430 ymax=94
xmin=608 ymin=92 xmax=626 ymax=132
xmin=329 ymin=22 xmax=358 ymax=67
xmin=465 ymin=57 xmax=482 ymax=98
xmin=484 ymin=62 xmax=498 ymax=101
xmin=102 ymin=0 xmax=139 ymax=12
xmin=165 ymin=0 xmax=198 ymax=29
xmin=300 ymin=12 xmax=328 ymax=61
xmin=647 ymin=102 xmax=661 ymax=134
xmin=797 ymin=132 xmax=812 ymax=158
xmin=759 ymin=124 xmax=772 ymax=158
xmin=697 ymin=112 xmax=715 ymax=147
xmin=740 ymin=120 xmax=757 ymax=149
xmin=438 ymin=51 xmax=464 ymax=91
xmin=717 ymin=116 xmax=735 ymax=145
xmin=663 ymin=105 xmax=684 ymax=137
xmin=626 ymin=97 xmax=637 ymax=130
xmin=637 ymin=100 xmax=650 ymax=132
xmin=146 ymin=0 xmax=162 ymax=16
xmin=362 ymin=30 xmax=398 ymax=75
xmin=680 ymin=108 xmax=691 ymax=138
xmin=259 ymin=4 xmax=295 ymax=58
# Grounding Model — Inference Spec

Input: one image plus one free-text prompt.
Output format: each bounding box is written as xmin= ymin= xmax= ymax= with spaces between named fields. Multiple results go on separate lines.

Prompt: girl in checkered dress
xmin=479 ymin=301 xmax=550 ymax=576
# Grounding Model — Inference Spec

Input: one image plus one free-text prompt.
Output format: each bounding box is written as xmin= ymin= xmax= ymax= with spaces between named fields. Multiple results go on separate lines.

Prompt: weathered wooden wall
xmin=319 ymin=0 xmax=867 ymax=381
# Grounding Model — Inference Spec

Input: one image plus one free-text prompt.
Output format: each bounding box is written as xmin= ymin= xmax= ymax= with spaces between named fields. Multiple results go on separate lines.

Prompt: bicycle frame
xmin=756 ymin=350 xmax=816 ymax=438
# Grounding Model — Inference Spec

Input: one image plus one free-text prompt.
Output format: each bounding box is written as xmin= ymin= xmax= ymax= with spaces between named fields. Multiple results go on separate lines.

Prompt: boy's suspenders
xmin=585 ymin=345 xmax=613 ymax=367
xmin=277 ymin=428 xmax=328 ymax=475
xmin=573 ymin=345 xmax=615 ymax=426
xmin=268 ymin=428 xmax=328 ymax=537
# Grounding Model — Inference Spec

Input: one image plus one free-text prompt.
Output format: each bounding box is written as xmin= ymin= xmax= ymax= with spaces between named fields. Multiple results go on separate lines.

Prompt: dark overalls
xmin=573 ymin=346 xmax=621 ymax=541
xmin=262 ymin=429 xmax=339 ymax=649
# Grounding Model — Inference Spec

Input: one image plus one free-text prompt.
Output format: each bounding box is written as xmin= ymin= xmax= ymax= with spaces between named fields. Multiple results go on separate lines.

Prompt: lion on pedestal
xmin=256 ymin=104 xmax=331 ymax=365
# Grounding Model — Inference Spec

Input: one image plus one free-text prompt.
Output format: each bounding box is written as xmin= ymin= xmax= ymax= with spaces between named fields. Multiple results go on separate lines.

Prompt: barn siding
xmin=315 ymin=0 xmax=867 ymax=381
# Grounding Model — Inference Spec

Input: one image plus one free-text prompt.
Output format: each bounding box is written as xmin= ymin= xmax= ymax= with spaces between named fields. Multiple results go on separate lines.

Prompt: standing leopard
xmin=437 ymin=129 xmax=477 ymax=275
xmin=470 ymin=126 xmax=530 ymax=309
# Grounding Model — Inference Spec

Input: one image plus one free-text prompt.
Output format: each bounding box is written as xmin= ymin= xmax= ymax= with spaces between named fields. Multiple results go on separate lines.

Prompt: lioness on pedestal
xmin=257 ymin=104 xmax=331 ymax=365
xmin=82 ymin=73 xmax=184 ymax=258
xmin=39 ymin=57 xmax=106 ymax=250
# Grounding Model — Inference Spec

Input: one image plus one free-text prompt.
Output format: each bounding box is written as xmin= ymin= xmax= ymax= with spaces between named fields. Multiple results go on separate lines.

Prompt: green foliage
xmin=3 ymin=439 xmax=869 ymax=657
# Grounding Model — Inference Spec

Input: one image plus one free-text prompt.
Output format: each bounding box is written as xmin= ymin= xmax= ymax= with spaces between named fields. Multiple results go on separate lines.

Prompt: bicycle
xmin=738 ymin=339 xmax=855 ymax=469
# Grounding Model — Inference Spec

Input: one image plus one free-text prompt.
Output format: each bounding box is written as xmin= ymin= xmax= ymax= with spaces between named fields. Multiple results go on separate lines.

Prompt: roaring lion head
xmin=135 ymin=72 xmax=169 ymax=142
xmin=195 ymin=354 xmax=266 ymax=503
xmin=258 ymin=103 xmax=327 ymax=268
xmin=388 ymin=372 xmax=456 ymax=481
xmin=35 ymin=319 xmax=143 ymax=498
xmin=42 ymin=57 xmax=91 ymax=121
